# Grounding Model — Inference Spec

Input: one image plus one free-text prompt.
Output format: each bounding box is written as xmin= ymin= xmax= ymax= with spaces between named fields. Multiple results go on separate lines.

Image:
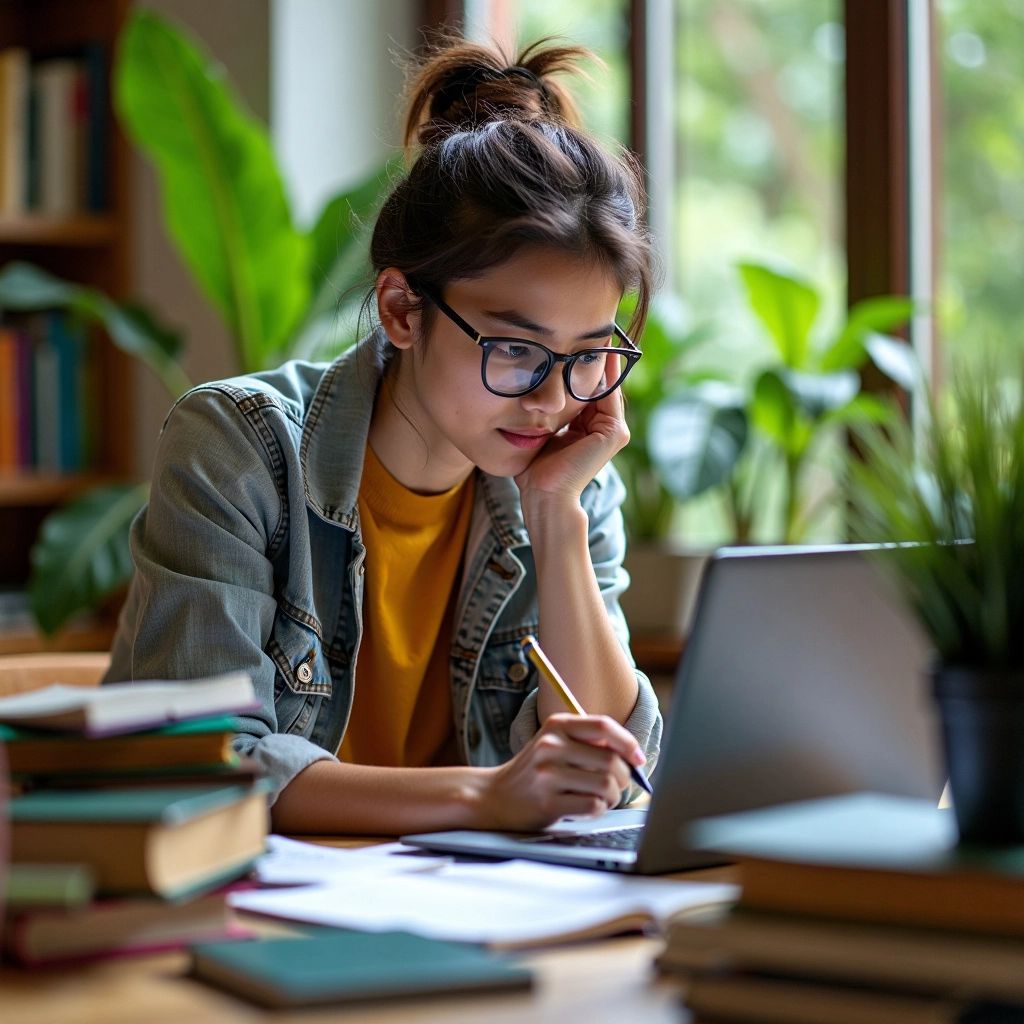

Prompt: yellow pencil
xmin=520 ymin=634 xmax=653 ymax=795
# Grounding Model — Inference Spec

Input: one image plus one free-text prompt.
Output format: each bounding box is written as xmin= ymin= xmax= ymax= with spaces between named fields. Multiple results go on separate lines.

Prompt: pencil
xmin=520 ymin=634 xmax=654 ymax=796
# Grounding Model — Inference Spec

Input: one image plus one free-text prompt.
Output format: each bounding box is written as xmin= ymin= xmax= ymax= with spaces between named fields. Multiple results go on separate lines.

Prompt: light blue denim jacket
xmin=105 ymin=335 xmax=662 ymax=801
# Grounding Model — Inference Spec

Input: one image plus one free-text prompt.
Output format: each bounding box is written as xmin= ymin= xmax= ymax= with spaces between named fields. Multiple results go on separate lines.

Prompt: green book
xmin=190 ymin=928 xmax=533 ymax=1008
xmin=3 ymin=863 xmax=95 ymax=909
xmin=10 ymin=784 xmax=269 ymax=899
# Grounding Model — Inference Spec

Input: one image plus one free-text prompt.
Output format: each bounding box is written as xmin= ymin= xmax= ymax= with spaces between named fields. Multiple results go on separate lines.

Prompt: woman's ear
xmin=376 ymin=269 xmax=420 ymax=351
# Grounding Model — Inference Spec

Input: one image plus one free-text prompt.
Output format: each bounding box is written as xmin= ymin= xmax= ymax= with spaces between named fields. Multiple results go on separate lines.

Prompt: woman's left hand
xmin=514 ymin=359 xmax=630 ymax=510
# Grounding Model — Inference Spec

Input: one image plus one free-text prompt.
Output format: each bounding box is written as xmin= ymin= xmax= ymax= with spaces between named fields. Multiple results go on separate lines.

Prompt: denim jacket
xmin=105 ymin=335 xmax=663 ymax=801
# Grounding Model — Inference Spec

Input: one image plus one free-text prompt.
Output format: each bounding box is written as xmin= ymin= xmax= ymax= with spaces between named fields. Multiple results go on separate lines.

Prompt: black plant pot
xmin=932 ymin=665 xmax=1024 ymax=845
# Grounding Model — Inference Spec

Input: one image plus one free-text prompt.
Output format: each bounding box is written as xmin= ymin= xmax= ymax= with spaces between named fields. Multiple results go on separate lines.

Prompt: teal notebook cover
xmin=0 ymin=714 xmax=240 ymax=743
xmin=9 ymin=783 xmax=265 ymax=825
xmin=190 ymin=928 xmax=532 ymax=1008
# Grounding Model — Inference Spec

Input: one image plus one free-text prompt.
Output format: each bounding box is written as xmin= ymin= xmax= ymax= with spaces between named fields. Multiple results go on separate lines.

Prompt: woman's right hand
xmin=473 ymin=713 xmax=646 ymax=832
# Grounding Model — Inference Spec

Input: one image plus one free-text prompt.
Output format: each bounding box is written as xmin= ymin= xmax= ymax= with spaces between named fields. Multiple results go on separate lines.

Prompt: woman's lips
xmin=498 ymin=429 xmax=552 ymax=450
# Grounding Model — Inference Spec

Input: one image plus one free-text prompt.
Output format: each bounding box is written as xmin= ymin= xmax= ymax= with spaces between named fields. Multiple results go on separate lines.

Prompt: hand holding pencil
xmin=520 ymin=635 xmax=654 ymax=796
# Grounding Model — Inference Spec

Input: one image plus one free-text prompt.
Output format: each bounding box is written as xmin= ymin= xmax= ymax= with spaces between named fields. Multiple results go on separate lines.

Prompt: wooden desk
xmin=0 ymin=850 xmax=733 ymax=1024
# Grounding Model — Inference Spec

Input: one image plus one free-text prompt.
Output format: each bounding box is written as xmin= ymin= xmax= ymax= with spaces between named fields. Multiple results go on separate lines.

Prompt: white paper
xmin=254 ymin=835 xmax=450 ymax=885
xmin=231 ymin=856 xmax=738 ymax=946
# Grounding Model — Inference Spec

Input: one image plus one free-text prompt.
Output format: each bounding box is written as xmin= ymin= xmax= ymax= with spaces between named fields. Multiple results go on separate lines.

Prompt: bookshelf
xmin=0 ymin=0 xmax=134 ymax=651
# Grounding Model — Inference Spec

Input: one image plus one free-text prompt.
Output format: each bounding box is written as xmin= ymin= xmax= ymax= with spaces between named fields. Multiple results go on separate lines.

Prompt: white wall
xmin=271 ymin=0 xmax=415 ymax=228
xmin=130 ymin=0 xmax=415 ymax=474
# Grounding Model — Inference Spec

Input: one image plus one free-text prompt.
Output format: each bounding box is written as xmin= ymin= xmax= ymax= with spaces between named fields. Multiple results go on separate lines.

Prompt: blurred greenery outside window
xmin=468 ymin=0 xmax=844 ymax=545
xmin=935 ymin=0 xmax=1024 ymax=387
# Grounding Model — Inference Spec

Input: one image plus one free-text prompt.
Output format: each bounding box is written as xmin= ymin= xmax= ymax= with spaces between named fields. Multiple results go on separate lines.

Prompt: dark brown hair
xmin=367 ymin=38 xmax=654 ymax=342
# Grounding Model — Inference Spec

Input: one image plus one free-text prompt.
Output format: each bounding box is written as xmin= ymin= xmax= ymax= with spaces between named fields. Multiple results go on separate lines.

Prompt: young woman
xmin=105 ymin=39 xmax=663 ymax=835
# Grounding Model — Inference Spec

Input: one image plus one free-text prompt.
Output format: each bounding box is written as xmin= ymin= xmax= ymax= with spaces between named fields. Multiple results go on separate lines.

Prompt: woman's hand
xmin=474 ymin=712 xmax=646 ymax=832
xmin=514 ymin=356 xmax=630 ymax=515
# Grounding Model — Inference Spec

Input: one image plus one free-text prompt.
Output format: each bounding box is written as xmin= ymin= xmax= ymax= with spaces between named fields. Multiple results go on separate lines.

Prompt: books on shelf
xmin=0 ymin=671 xmax=257 ymax=736
xmin=0 ymin=42 xmax=108 ymax=218
xmin=659 ymin=793 xmax=1024 ymax=1022
xmin=0 ymin=311 xmax=96 ymax=476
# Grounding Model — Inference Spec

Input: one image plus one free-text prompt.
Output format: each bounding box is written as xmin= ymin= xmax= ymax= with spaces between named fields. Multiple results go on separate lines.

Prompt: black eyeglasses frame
xmin=415 ymin=286 xmax=642 ymax=402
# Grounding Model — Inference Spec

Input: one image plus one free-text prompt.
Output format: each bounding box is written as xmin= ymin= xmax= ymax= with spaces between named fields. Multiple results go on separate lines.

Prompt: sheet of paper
xmin=254 ymin=835 xmax=450 ymax=885
xmin=231 ymin=856 xmax=738 ymax=947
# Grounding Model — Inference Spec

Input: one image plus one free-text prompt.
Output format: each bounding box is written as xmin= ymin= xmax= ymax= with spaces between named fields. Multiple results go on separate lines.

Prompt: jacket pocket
xmin=476 ymin=634 xmax=536 ymax=737
xmin=267 ymin=608 xmax=331 ymax=735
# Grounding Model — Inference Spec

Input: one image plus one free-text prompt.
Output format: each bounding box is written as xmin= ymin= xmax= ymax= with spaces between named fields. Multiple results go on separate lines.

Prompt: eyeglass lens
xmin=484 ymin=340 xmax=622 ymax=399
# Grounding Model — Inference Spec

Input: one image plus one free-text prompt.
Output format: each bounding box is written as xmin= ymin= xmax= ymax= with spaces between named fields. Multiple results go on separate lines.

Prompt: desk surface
xmin=0 ymin=839 xmax=732 ymax=1024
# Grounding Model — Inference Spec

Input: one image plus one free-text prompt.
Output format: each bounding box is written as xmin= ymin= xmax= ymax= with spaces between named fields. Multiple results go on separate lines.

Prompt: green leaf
xmin=821 ymin=295 xmax=914 ymax=371
xmin=781 ymin=367 xmax=860 ymax=418
xmin=115 ymin=10 xmax=310 ymax=370
xmin=309 ymin=163 xmax=394 ymax=296
xmin=647 ymin=384 xmax=748 ymax=500
xmin=738 ymin=261 xmax=820 ymax=368
xmin=28 ymin=484 xmax=149 ymax=635
xmin=751 ymin=369 xmax=814 ymax=457
xmin=865 ymin=332 xmax=922 ymax=391
xmin=0 ymin=262 xmax=191 ymax=399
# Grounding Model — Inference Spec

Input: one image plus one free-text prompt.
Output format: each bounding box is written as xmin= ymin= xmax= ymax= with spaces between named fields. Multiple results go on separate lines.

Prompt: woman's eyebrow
xmin=483 ymin=308 xmax=616 ymax=341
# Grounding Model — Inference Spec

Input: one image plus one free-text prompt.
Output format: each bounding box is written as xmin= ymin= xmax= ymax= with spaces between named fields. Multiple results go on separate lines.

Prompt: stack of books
xmin=0 ymin=673 xmax=269 ymax=966
xmin=658 ymin=793 xmax=1024 ymax=1023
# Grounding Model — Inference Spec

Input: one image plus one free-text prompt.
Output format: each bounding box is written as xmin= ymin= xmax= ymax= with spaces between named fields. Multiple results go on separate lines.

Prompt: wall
xmin=129 ymin=0 xmax=415 ymax=474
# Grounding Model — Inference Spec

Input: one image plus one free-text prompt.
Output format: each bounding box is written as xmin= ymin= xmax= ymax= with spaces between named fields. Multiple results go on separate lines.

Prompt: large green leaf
xmin=865 ymin=332 xmax=922 ymax=391
xmin=647 ymin=383 xmax=748 ymax=500
xmin=115 ymin=10 xmax=310 ymax=370
xmin=738 ymin=261 xmax=820 ymax=369
xmin=0 ymin=261 xmax=190 ymax=399
xmin=29 ymin=483 xmax=149 ymax=635
xmin=820 ymin=295 xmax=914 ymax=371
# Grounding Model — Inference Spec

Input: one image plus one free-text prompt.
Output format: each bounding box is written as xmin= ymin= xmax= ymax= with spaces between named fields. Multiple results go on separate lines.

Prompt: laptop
xmin=402 ymin=544 xmax=946 ymax=873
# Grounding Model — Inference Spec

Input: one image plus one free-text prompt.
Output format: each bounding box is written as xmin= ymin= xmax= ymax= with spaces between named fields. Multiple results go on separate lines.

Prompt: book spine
xmin=35 ymin=59 xmax=79 ymax=216
xmin=15 ymin=327 xmax=34 ymax=468
xmin=33 ymin=316 xmax=60 ymax=472
xmin=0 ymin=327 xmax=16 ymax=471
xmin=52 ymin=314 xmax=83 ymax=472
xmin=0 ymin=48 xmax=29 ymax=216
xmin=82 ymin=43 xmax=108 ymax=212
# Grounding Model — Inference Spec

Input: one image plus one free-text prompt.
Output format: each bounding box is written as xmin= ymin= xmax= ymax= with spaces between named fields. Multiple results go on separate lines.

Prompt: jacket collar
xmin=300 ymin=330 xmax=529 ymax=548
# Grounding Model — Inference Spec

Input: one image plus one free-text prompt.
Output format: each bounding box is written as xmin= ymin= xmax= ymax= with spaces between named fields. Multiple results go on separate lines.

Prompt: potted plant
xmin=848 ymin=366 xmax=1024 ymax=845
xmin=647 ymin=261 xmax=916 ymax=545
xmin=0 ymin=10 xmax=387 ymax=635
xmin=614 ymin=294 xmax=724 ymax=635
xmin=616 ymin=261 xmax=915 ymax=639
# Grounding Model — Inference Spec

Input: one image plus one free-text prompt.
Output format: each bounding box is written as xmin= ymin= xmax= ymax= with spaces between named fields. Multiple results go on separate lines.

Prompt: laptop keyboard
xmin=546 ymin=826 xmax=643 ymax=850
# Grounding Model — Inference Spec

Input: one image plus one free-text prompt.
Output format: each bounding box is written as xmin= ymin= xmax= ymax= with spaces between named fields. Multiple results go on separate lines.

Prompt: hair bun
xmin=404 ymin=39 xmax=589 ymax=151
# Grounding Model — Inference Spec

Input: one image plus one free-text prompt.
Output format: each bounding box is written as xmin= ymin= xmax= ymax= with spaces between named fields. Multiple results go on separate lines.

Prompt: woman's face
xmin=390 ymin=246 xmax=624 ymax=484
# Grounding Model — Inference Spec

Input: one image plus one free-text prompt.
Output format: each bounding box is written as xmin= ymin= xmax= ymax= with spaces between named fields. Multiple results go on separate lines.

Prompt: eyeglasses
xmin=417 ymin=287 xmax=642 ymax=402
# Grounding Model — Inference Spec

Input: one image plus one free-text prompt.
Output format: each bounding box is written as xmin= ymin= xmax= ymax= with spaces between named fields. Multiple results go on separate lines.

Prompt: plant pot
xmin=620 ymin=544 xmax=710 ymax=638
xmin=932 ymin=665 xmax=1024 ymax=845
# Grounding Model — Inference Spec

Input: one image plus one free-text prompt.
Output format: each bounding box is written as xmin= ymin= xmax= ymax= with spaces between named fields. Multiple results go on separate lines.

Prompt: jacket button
xmin=297 ymin=661 xmax=314 ymax=684
xmin=507 ymin=662 xmax=529 ymax=683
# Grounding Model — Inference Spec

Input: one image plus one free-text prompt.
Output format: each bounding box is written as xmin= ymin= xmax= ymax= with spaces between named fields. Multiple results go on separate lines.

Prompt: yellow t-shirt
xmin=338 ymin=443 xmax=475 ymax=768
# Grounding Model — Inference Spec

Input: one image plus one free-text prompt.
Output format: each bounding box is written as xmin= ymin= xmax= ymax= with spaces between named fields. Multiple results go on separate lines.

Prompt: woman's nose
xmin=519 ymin=366 xmax=570 ymax=414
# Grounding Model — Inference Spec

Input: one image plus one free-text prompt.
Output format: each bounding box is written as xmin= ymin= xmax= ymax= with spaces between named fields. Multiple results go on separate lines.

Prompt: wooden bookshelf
xmin=0 ymin=214 xmax=119 ymax=246
xmin=0 ymin=0 xmax=134 ymax=645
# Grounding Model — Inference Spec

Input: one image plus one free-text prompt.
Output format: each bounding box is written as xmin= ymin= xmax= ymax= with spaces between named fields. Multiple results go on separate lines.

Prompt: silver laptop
xmin=402 ymin=544 xmax=945 ymax=873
